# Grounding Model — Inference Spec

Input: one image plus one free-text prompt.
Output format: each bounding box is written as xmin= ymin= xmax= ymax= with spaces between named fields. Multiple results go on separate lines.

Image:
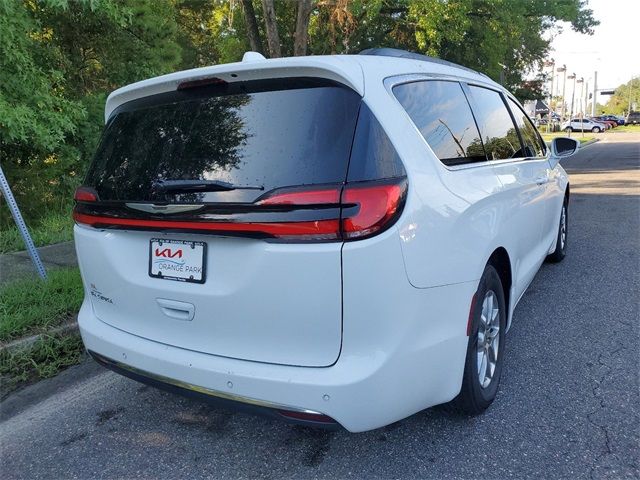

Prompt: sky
xmin=547 ymin=0 xmax=639 ymax=107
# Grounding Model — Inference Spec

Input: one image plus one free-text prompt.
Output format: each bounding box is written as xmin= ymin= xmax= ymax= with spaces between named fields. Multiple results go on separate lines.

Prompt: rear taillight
xmin=74 ymin=186 xmax=98 ymax=202
xmin=73 ymin=179 xmax=406 ymax=242
xmin=257 ymin=186 xmax=341 ymax=206
xmin=341 ymin=182 xmax=405 ymax=239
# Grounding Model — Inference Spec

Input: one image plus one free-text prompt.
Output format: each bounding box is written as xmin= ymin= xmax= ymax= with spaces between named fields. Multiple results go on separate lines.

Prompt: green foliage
xmin=0 ymin=210 xmax=73 ymax=253
xmin=602 ymin=78 xmax=640 ymax=116
xmin=0 ymin=1 xmax=84 ymax=152
xmin=0 ymin=0 xmax=182 ymax=231
xmin=0 ymin=267 xmax=83 ymax=341
xmin=0 ymin=333 xmax=84 ymax=396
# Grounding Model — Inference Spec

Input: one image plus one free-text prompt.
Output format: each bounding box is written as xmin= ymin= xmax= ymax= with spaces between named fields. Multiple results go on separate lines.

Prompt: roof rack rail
xmin=358 ymin=48 xmax=491 ymax=79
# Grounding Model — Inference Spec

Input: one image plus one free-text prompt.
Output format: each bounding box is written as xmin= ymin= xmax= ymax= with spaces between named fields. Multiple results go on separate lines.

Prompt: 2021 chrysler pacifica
xmin=74 ymin=48 xmax=579 ymax=432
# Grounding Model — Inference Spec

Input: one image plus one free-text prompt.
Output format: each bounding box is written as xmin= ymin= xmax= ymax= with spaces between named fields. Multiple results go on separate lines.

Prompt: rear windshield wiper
xmin=154 ymin=179 xmax=264 ymax=194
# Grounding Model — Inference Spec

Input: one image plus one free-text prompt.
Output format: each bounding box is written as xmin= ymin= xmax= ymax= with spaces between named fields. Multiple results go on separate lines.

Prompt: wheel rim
xmin=476 ymin=290 xmax=500 ymax=389
xmin=560 ymin=205 xmax=567 ymax=250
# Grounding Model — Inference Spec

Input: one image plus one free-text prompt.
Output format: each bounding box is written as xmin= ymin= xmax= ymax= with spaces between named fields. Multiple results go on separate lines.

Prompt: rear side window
xmin=393 ymin=80 xmax=485 ymax=166
xmin=85 ymin=79 xmax=361 ymax=203
xmin=347 ymin=103 xmax=406 ymax=181
xmin=507 ymin=98 xmax=546 ymax=157
xmin=466 ymin=86 xmax=522 ymax=160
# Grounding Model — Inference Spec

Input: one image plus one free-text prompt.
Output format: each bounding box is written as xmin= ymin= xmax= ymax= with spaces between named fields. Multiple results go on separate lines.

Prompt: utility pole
xmin=558 ymin=64 xmax=567 ymax=120
xmin=568 ymin=73 xmax=577 ymax=118
xmin=544 ymin=59 xmax=555 ymax=133
xmin=498 ymin=62 xmax=506 ymax=85
xmin=592 ymin=71 xmax=598 ymax=117
xmin=577 ymin=77 xmax=584 ymax=137
xmin=577 ymin=77 xmax=584 ymax=114
xmin=584 ymin=79 xmax=590 ymax=116
xmin=629 ymin=78 xmax=632 ymax=114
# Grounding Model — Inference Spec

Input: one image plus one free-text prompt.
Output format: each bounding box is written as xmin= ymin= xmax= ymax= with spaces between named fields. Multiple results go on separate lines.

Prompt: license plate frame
xmin=149 ymin=239 xmax=207 ymax=284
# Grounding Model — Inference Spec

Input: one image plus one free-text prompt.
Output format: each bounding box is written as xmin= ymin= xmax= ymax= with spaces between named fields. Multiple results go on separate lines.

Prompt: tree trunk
xmin=260 ymin=0 xmax=281 ymax=58
xmin=293 ymin=0 xmax=313 ymax=56
xmin=240 ymin=0 xmax=264 ymax=54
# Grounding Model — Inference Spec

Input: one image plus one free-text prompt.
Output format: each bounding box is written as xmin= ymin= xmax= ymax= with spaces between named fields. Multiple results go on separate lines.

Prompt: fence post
xmin=0 ymin=164 xmax=47 ymax=279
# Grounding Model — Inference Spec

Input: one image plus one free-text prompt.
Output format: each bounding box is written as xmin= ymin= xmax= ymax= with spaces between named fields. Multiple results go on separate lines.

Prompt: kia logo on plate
xmin=155 ymin=248 xmax=183 ymax=259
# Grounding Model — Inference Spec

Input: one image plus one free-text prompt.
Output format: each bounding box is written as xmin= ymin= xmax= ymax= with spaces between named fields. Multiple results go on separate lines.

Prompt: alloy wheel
xmin=476 ymin=290 xmax=500 ymax=389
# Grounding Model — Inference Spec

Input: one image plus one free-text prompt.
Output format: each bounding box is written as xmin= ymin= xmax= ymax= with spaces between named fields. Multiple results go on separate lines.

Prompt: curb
xmin=579 ymin=138 xmax=599 ymax=147
xmin=0 ymin=316 xmax=79 ymax=353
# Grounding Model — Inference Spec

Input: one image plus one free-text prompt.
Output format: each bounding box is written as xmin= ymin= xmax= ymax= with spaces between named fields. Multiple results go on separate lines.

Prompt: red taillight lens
xmin=257 ymin=186 xmax=341 ymax=206
xmin=73 ymin=179 xmax=406 ymax=241
xmin=341 ymin=181 xmax=406 ymax=239
xmin=74 ymin=186 xmax=98 ymax=202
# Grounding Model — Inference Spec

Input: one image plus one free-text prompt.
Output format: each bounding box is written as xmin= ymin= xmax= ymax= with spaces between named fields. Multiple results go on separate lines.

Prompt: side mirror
xmin=549 ymin=137 xmax=579 ymax=167
xmin=551 ymin=137 xmax=579 ymax=158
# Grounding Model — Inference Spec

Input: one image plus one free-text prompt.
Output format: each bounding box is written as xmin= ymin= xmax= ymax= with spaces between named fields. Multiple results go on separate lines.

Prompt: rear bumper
xmin=88 ymin=350 xmax=339 ymax=429
xmin=78 ymin=274 xmax=476 ymax=432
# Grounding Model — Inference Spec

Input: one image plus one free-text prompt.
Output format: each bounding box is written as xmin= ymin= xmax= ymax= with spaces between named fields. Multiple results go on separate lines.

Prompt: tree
xmin=294 ymin=0 xmax=314 ymax=55
xmin=240 ymin=0 xmax=264 ymax=54
xmin=604 ymin=77 xmax=640 ymax=115
xmin=261 ymin=0 xmax=281 ymax=57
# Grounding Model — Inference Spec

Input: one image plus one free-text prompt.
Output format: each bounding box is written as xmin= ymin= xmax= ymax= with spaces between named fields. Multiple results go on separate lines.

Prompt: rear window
xmin=393 ymin=80 xmax=485 ymax=166
xmin=86 ymin=79 xmax=361 ymax=203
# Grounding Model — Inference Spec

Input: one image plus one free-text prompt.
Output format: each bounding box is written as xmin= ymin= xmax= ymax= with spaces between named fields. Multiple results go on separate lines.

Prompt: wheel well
xmin=488 ymin=248 xmax=512 ymax=316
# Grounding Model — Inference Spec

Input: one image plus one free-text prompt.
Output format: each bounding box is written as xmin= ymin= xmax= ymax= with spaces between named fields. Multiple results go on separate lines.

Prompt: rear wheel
xmin=451 ymin=265 xmax=506 ymax=414
xmin=592 ymin=126 xmax=601 ymax=133
xmin=546 ymin=198 xmax=568 ymax=263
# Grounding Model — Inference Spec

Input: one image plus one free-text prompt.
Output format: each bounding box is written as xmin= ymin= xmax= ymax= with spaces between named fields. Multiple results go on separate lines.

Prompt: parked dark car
xmin=593 ymin=115 xmax=618 ymax=127
xmin=626 ymin=112 xmax=640 ymax=125
xmin=591 ymin=116 xmax=616 ymax=129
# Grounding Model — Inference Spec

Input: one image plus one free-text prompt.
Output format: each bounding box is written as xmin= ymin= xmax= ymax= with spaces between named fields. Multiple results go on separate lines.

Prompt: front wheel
xmin=546 ymin=199 xmax=568 ymax=263
xmin=592 ymin=127 xmax=601 ymax=133
xmin=450 ymin=264 xmax=506 ymax=414
xmin=564 ymin=127 xmax=573 ymax=133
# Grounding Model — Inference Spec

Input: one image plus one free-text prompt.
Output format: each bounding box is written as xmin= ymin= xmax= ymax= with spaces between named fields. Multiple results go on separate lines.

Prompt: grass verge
xmin=0 ymin=267 xmax=83 ymax=342
xmin=540 ymin=132 xmax=596 ymax=144
xmin=0 ymin=333 xmax=84 ymax=398
xmin=608 ymin=124 xmax=640 ymax=132
xmin=0 ymin=210 xmax=73 ymax=254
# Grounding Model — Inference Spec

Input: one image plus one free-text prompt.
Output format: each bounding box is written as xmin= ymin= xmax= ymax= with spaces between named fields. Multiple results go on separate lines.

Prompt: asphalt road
xmin=1 ymin=134 xmax=639 ymax=479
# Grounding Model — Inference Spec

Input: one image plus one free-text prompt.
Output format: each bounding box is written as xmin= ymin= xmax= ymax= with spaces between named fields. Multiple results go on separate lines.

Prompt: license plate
xmin=149 ymin=239 xmax=206 ymax=283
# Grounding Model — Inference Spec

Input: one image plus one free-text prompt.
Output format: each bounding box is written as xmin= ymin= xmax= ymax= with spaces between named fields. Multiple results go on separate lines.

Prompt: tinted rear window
xmin=393 ymin=80 xmax=485 ymax=166
xmin=86 ymin=79 xmax=361 ymax=203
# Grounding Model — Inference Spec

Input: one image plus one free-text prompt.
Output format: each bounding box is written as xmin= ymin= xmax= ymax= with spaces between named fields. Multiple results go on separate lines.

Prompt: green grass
xmin=608 ymin=124 xmax=640 ymax=132
xmin=0 ymin=267 xmax=83 ymax=342
xmin=0 ymin=333 xmax=84 ymax=397
xmin=540 ymin=132 xmax=596 ymax=144
xmin=0 ymin=210 xmax=74 ymax=254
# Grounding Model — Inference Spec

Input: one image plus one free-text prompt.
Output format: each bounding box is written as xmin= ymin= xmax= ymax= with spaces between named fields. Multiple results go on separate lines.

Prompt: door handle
xmin=156 ymin=298 xmax=195 ymax=321
xmin=535 ymin=176 xmax=549 ymax=185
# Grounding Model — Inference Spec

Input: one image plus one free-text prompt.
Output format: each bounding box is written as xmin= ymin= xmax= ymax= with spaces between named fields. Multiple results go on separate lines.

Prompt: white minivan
xmin=74 ymin=48 xmax=579 ymax=432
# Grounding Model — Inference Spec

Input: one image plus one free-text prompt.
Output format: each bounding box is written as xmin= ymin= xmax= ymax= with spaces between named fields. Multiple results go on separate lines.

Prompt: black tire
xmin=546 ymin=198 xmax=568 ymax=263
xmin=450 ymin=264 xmax=506 ymax=414
xmin=592 ymin=126 xmax=601 ymax=133
xmin=564 ymin=127 xmax=573 ymax=133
